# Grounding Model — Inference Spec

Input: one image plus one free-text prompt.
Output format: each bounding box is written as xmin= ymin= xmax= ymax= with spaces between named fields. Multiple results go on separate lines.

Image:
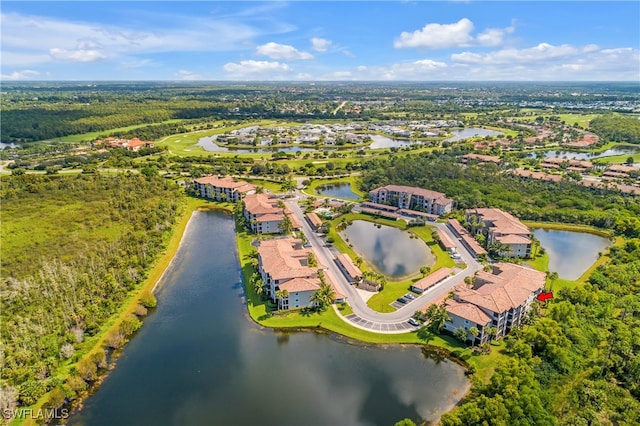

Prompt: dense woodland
xmin=360 ymin=153 xmax=640 ymax=237
xmin=441 ymin=239 xmax=640 ymax=425
xmin=589 ymin=115 xmax=640 ymax=144
xmin=0 ymin=174 xmax=185 ymax=410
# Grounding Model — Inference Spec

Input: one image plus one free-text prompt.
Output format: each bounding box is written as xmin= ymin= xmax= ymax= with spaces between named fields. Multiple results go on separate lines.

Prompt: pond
xmin=529 ymin=144 xmax=640 ymax=161
xmin=341 ymin=220 xmax=435 ymax=279
xmin=367 ymin=134 xmax=416 ymax=149
xmin=68 ymin=212 xmax=468 ymax=426
xmin=315 ymin=182 xmax=361 ymax=200
xmin=533 ymin=229 xmax=611 ymax=280
xmin=444 ymin=128 xmax=503 ymax=142
xmin=197 ymin=136 xmax=318 ymax=153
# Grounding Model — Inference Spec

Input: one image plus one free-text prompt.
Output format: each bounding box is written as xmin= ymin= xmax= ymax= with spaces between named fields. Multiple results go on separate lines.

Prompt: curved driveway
xmin=285 ymin=197 xmax=482 ymax=333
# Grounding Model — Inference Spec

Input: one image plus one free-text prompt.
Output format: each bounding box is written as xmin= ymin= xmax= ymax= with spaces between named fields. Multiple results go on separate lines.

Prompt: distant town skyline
xmin=2 ymin=1 xmax=639 ymax=81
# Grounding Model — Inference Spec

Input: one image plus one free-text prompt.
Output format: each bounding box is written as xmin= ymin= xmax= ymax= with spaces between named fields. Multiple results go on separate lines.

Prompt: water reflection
xmin=69 ymin=212 xmax=466 ymax=426
xmin=341 ymin=221 xmax=435 ymax=278
xmin=533 ymin=229 xmax=610 ymax=280
xmin=316 ymin=182 xmax=361 ymax=200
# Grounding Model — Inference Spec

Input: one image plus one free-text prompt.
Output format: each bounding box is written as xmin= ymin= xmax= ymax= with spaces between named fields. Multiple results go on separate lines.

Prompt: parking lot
xmin=389 ymin=293 xmax=418 ymax=310
xmin=345 ymin=314 xmax=417 ymax=332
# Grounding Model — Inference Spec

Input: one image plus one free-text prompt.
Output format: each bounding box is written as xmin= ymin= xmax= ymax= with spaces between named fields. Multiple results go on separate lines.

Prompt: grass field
xmin=49 ymin=119 xmax=186 ymax=143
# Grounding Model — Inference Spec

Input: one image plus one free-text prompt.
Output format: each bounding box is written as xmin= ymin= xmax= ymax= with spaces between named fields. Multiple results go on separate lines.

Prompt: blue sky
xmin=1 ymin=1 xmax=639 ymax=81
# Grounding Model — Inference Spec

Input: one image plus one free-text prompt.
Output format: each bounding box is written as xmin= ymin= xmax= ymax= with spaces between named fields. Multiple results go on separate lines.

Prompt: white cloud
xmin=394 ymin=18 xmax=516 ymax=49
xmin=451 ymin=42 xmax=599 ymax=64
xmin=342 ymin=50 xmax=356 ymax=58
xmin=394 ymin=18 xmax=475 ymax=49
xmin=49 ymin=48 xmax=107 ymax=62
xmin=311 ymin=37 xmax=332 ymax=52
xmin=1 ymin=69 xmax=40 ymax=80
xmin=0 ymin=11 xmax=260 ymax=67
xmin=256 ymin=42 xmax=313 ymax=60
xmin=223 ymin=60 xmax=292 ymax=78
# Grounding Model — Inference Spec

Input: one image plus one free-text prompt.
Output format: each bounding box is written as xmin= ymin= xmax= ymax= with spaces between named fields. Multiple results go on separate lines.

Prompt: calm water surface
xmin=69 ymin=212 xmax=467 ymax=426
xmin=341 ymin=221 xmax=435 ymax=278
xmin=529 ymin=145 xmax=640 ymax=160
xmin=444 ymin=128 xmax=503 ymax=142
xmin=316 ymin=182 xmax=361 ymax=200
xmin=197 ymin=136 xmax=317 ymax=153
xmin=533 ymin=229 xmax=611 ymax=280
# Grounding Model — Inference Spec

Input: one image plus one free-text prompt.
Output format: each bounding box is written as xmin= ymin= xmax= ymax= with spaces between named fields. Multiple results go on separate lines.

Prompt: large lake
xmin=69 ymin=212 xmax=467 ymax=426
xmin=341 ymin=221 xmax=435 ymax=278
xmin=533 ymin=229 xmax=611 ymax=280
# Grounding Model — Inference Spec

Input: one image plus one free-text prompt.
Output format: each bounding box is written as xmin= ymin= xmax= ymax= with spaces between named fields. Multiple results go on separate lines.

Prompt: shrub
xmin=18 ymin=380 xmax=46 ymax=405
xmin=65 ymin=375 xmax=86 ymax=394
xmin=119 ymin=315 xmax=142 ymax=337
xmin=105 ymin=330 xmax=125 ymax=349
xmin=134 ymin=304 xmax=148 ymax=317
xmin=77 ymin=358 xmax=97 ymax=382
xmin=140 ymin=292 xmax=157 ymax=308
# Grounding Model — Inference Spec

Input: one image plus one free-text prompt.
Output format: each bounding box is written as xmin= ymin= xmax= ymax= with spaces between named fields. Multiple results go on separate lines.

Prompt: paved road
xmin=285 ymin=196 xmax=483 ymax=332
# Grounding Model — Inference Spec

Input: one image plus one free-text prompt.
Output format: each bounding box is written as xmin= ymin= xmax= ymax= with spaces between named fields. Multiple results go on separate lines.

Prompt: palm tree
xmin=278 ymin=215 xmax=293 ymax=234
xmin=453 ymin=327 xmax=468 ymax=342
xmin=468 ymin=326 xmax=479 ymax=345
xmin=485 ymin=326 xmax=498 ymax=344
xmin=275 ymin=289 xmax=289 ymax=310
xmin=253 ymin=279 xmax=265 ymax=297
xmin=311 ymin=282 xmax=335 ymax=311
xmin=432 ymin=306 xmax=450 ymax=332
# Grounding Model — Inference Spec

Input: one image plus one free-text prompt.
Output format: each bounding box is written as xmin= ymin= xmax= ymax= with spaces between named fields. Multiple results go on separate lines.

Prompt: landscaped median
xmin=326 ymin=212 xmax=456 ymax=313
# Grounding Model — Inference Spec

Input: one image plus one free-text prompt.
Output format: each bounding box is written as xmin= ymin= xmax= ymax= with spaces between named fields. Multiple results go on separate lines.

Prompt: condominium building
xmin=444 ymin=263 xmax=546 ymax=345
xmin=243 ymin=193 xmax=285 ymax=234
xmin=193 ymin=176 xmax=256 ymax=202
xmin=465 ymin=208 xmax=532 ymax=258
xmin=256 ymin=238 xmax=347 ymax=309
xmin=368 ymin=185 xmax=453 ymax=216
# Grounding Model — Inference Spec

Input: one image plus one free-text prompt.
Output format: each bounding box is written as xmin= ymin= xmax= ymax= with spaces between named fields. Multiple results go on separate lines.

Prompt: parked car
xmin=396 ymin=297 xmax=407 ymax=304
xmin=408 ymin=318 xmax=420 ymax=327
xmin=404 ymin=293 xmax=415 ymax=300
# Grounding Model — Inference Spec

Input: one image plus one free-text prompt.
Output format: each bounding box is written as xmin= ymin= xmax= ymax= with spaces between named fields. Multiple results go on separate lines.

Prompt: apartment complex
xmin=466 ymin=208 xmax=532 ymax=258
xmin=193 ymin=176 xmax=256 ymax=202
xmin=444 ymin=263 xmax=546 ymax=345
xmin=243 ymin=193 xmax=285 ymax=234
xmin=256 ymin=238 xmax=340 ymax=310
xmin=368 ymin=185 xmax=453 ymax=216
